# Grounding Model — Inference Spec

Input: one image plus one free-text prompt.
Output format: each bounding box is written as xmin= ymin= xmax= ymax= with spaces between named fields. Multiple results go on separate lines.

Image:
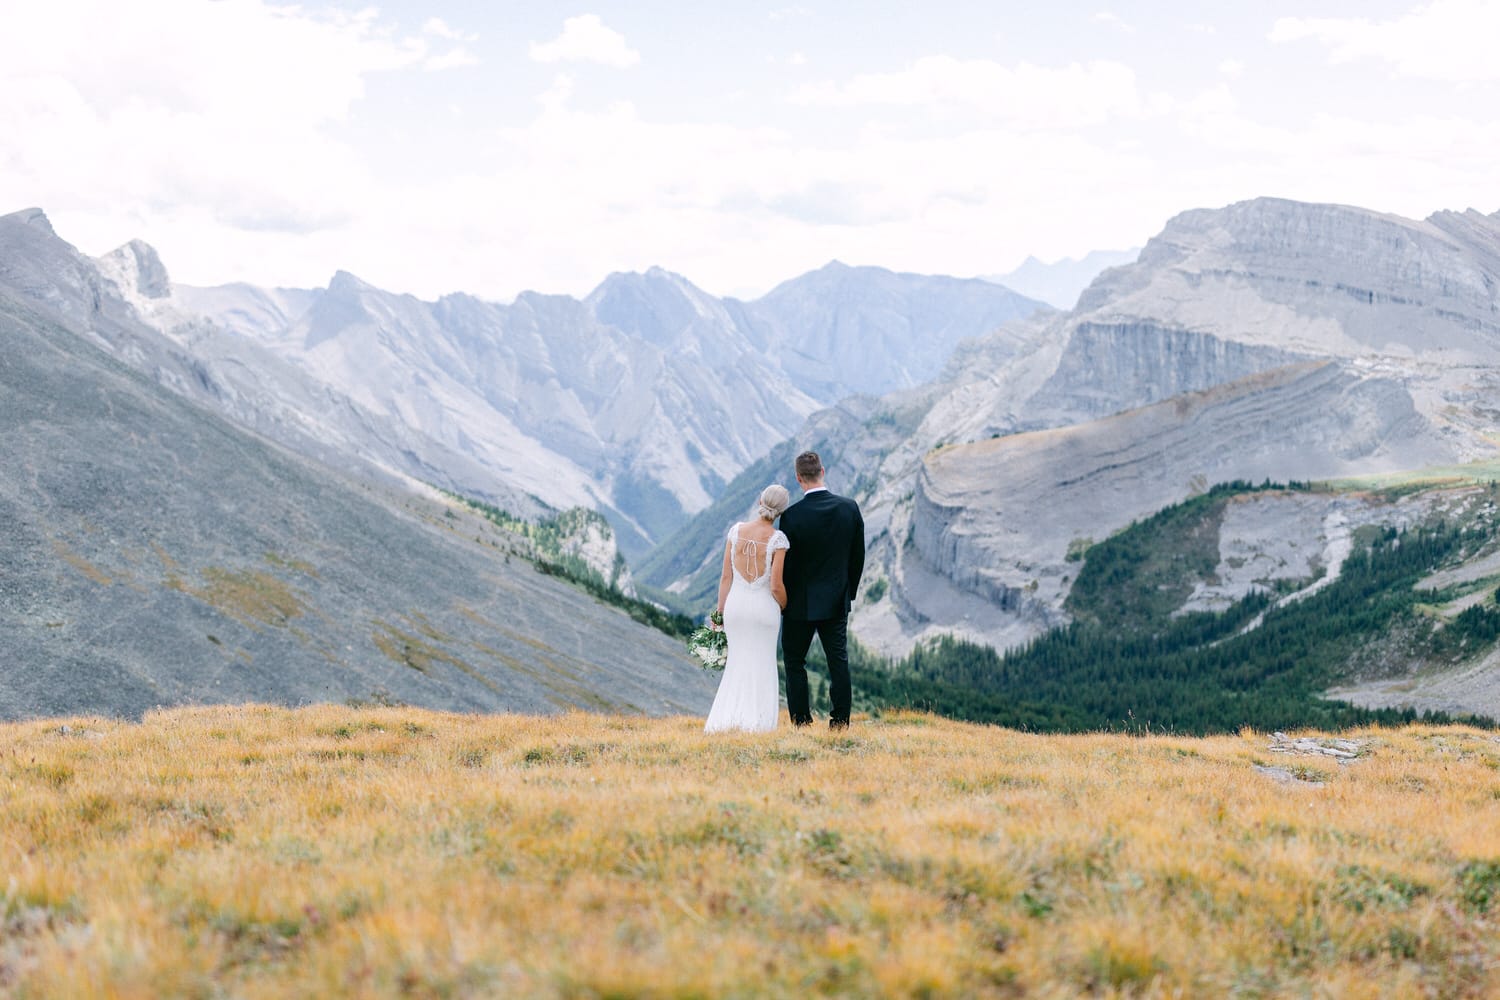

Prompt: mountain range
xmin=8 ymin=196 xmax=1500 ymax=722
xmin=138 ymin=252 xmax=1044 ymax=556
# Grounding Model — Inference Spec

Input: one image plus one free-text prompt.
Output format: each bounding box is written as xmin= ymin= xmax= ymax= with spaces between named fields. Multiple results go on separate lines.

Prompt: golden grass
xmin=3 ymin=707 xmax=1500 ymax=998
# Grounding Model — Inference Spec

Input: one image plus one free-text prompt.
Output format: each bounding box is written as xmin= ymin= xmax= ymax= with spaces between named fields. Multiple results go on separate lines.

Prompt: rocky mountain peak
xmin=1154 ymin=196 xmax=1420 ymax=259
xmin=5 ymin=207 xmax=55 ymax=235
xmin=100 ymin=239 xmax=172 ymax=300
xmin=585 ymin=266 xmax=724 ymax=346
xmin=299 ymin=271 xmax=382 ymax=349
xmin=763 ymin=260 xmax=884 ymax=299
xmin=327 ymin=270 xmax=376 ymax=297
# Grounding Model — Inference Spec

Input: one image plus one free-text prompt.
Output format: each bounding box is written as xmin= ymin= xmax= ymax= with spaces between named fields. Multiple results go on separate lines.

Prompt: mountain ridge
xmin=116 ymin=231 xmax=1046 ymax=552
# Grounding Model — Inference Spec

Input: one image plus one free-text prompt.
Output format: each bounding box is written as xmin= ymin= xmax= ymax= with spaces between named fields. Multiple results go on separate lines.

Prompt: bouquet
xmin=686 ymin=610 xmax=727 ymax=670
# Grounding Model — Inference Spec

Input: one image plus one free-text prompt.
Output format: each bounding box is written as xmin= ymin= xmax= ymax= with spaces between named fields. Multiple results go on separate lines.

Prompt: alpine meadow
xmin=5 ymin=707 xmax=1500 ymax=997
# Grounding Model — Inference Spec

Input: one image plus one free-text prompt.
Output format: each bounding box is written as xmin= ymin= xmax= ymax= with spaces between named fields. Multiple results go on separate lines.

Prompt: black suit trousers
xmin=782 ymin=616 xmax=850 ymax=725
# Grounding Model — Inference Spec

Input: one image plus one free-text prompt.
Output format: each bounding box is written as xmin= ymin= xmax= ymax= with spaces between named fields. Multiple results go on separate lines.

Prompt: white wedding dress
xmin=704 ymin=523 xmax=789 ymax=733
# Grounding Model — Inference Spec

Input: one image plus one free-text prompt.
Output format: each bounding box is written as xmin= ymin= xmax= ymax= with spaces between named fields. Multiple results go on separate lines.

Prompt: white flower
xmin=686 ymin=623 xmax=728 ymax=670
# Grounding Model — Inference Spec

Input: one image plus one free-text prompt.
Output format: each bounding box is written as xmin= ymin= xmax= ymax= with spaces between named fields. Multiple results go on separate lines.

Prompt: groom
xmin=779 ymin=451 xmax=865 ymax=729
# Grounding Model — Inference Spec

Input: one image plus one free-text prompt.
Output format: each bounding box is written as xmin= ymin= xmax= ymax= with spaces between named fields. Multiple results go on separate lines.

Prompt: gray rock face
xmin=1078 ymin=198 xmax=1500 ymax=358
xmin=0 ymin=268 xmax=717 ymax=722
xmin=950 ymin=199 xmax=1500 ymax=444
xmin=1026 ymin=321 xmax=1304 ymax=425
xmin=99 ymin=240 xmax=171 ymax=300
xmin=1177 ymin=489 xmax=1448 ymax=616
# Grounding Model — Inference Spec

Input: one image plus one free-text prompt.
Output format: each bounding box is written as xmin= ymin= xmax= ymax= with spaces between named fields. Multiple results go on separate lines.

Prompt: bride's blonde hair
xmin=756 ymin=484 xmax=790 ymax=521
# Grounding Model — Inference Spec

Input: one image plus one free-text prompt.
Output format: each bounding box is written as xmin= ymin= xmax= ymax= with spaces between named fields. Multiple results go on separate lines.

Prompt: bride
xmin=704 ymin=484 xmax=790 ymax=733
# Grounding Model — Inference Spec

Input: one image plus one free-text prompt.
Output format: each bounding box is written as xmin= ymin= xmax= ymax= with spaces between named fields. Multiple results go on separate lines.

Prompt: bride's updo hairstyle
xmin=756 ymin=484 xmax=790 ymax=522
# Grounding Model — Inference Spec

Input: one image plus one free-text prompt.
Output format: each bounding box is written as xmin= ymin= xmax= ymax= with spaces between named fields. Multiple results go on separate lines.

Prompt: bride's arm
xmin=715 ymin=540 xmax=734 ymax=625
xmin=769 ymin=549 xmax=787 ymax=610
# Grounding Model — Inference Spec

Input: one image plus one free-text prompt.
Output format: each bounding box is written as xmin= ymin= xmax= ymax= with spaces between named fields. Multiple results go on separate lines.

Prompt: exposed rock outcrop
xmin=1026 ymin=321 xmax=1305 ymax=424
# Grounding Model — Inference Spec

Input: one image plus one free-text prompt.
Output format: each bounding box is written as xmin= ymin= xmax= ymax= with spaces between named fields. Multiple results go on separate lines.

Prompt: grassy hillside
xmin=5 ymin=706 xmax=1500 ymax=997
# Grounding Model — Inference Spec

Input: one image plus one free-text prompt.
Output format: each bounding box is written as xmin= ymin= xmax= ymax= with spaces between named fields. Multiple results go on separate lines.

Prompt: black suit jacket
xmin=779 ymin=489 xmax=865 ymax=622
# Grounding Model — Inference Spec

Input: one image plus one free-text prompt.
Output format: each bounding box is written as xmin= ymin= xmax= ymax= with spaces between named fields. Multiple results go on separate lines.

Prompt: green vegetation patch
xmin=444 ymin=492 xmax=694 ymax=638
xmin=1457 ymin=859 xmax=1500 ymax=913
xmin=1066 ymin=480 xmax=1302 ymax=631
xmin=1333 ymin=864 xmax=1430 ymax=912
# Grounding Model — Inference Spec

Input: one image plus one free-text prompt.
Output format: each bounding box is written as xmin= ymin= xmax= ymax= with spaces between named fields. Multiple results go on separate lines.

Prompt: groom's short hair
xmin=795 ymin=451 xmax=823 ymax=482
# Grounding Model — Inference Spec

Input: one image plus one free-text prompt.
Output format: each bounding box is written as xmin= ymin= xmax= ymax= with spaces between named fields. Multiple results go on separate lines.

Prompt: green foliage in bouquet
xmin=687 ymin=610 xmax=727 ymax=670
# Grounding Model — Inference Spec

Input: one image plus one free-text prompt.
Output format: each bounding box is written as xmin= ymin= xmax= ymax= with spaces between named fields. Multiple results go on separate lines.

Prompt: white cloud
xmin=421 ymin=17 xmax=478 ymax=67
xmin=0 ymin=2 xmax=421 ymax=127
xmin=0 ymin=0 xmax=426 ymax=284
xmin=441 ymin=76 xmax=1164 ymax=298
xmin=1218 ymin=59 xmax=1245 ymax=78
xmin=423 ymin=17 xmax=477 ymax=42
xmin=529 ymin=15 xmax=640 ymax=68
xmin=5 ymin=2 xmax=1496 ymax=306
xmin=1092 ymin=11 xmax=1134 ymax=32
xmin=1170 ymin=78 xmax=1500 ymax=223
xmin=425 ymin=47 xmax=479 ymax=71
xmin=1271 ymin=0 xmax=1500 ymax=83
xmin=537 ymin=74 xmax=576 ymax=113
xmin=793 ymin=57 xmax=1142 ymax=129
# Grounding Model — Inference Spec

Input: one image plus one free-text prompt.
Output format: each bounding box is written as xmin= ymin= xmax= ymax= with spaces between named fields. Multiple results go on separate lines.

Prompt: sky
xmin=2 ymin=0 xmax=1498 ymax=302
